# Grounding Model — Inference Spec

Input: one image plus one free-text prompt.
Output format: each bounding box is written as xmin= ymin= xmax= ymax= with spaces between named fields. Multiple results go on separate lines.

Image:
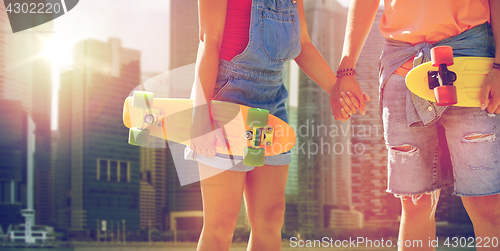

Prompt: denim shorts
xmin=383 ymin=74 xmax=500 ymax=197
xmin=184 ymin=60 xmax=292 ymax=171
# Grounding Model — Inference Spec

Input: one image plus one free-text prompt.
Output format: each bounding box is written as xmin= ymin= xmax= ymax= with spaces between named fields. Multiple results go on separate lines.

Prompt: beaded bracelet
xmin=493 ymin=63 xmax=500 ymax=70
xmin=337 ymin=68 xmax=356 ymax=77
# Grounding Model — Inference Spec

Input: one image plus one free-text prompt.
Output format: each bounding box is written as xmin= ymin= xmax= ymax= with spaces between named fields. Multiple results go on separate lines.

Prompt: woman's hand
xmin=330 ymin=75 xmax=371 ymax=121
xmin=190 ymin=105 xmax=227 ymax=158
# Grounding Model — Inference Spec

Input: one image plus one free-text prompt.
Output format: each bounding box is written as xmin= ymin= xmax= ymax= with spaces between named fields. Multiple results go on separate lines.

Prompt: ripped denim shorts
xmin=383 ymin=74 xmax=500 ymax=198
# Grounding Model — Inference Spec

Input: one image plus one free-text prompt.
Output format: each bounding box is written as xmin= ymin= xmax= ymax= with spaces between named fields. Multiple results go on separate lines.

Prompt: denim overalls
xmin=185 ymin=0 xmax=301 ymax=171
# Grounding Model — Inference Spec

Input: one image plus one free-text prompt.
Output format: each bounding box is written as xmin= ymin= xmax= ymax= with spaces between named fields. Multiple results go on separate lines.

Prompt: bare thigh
xmin=244 ymin=164 xmax=289 ymax=227
xmin=199 ymin=163 xmax=247 ymax=228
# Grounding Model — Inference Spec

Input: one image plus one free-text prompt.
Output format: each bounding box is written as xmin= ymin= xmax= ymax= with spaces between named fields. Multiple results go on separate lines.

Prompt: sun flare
xmin=40 ymin=35 xmax=72 ymax=67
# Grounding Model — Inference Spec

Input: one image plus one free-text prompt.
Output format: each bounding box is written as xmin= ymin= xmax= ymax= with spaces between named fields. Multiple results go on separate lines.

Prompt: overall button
xmin=292 ymin=0 xmax=296 ymax=3
xmin=427 ymin=106 xmax=433 ymax=112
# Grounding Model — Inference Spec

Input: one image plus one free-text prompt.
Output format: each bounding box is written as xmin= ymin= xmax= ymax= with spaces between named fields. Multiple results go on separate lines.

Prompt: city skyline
xmin=43 ymin=0 xmax=365 ymax=130
xmin=0 ymin=0 xmax=474 ymax=246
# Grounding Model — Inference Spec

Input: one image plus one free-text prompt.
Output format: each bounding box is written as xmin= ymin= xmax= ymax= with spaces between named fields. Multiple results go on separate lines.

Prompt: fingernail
xmin=341 ymin=91 xmax=345 ymax=95
xmin=340 ymin=98 xmax=344 ymax=102
xmin=481 ymin=104 xmax=486 ymax=110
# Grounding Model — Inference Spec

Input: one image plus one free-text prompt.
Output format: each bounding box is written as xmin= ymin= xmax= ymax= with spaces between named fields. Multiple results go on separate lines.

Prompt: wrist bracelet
xmin=337 ymin=68 xmax=355 ymax=73
xmin=337 ymin=68 xmax=356 ymax=77
xmin=493 ymin=63 xmax=500 ymax=70
xmin=337 ymin=72 xmax=356 ymax=77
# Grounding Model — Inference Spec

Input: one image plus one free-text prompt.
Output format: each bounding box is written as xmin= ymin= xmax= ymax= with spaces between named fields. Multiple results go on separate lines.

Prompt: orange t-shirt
xmin=380 ymin=0 xmax=490 ymax=45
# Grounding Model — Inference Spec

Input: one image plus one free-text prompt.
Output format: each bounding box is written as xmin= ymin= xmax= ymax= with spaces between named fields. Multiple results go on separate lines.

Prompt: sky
xmin=49 ymin=0 xmax=171 ymax=129
xmin=48 ymin=0 xmax=376 ymax=129
xmin=51 ymin=0 xmax=354 ymax=73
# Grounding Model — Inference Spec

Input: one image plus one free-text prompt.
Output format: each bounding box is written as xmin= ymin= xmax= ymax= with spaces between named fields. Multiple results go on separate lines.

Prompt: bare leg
xmin=461 ymin=194 xmax=500 ymax=250
xmin=244 ymin=164 xmax=289 ymax=251
xmin=398 ymin=190 xmax=440 ymax=251
xmin=197 ymin=163 xmax=247 ymax=251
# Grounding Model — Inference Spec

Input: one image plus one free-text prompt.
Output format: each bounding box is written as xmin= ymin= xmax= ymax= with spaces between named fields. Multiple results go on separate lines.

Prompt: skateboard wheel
xmin=243 ymin=147 xmax=265 ymax=166
xmin=247 ymin=108 xmax=269 ymax=128
xmin=132 ymin=91 xmax=154 ymax=109
xmin=431 ymin=46 xmax=454 ymax=67
xmin=128 ymin=127 xmax=150 ymax=146
xmin=434 ymin=85 xmax=457 ymax=106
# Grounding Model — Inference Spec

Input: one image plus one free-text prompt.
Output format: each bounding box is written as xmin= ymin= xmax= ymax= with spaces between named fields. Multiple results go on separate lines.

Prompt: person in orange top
xmin=332 ymin=0 xmax=500 ymax=250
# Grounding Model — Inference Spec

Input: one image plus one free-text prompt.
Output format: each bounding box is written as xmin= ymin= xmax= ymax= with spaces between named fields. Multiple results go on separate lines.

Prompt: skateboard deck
xmin=406 ymin=56 xmax=494 ymax=107
xmin=122 ymin=92 xmax=296 ymax=164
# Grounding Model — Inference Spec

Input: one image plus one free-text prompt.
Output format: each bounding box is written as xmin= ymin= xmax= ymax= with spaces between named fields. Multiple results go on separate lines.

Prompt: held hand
xmin=190 ymin=107 xmax=228 ymax=158
xmin=330 ymin=75 xmax=370 ymax=121
xmin=479 ymin=68 xmax=500 ymax=114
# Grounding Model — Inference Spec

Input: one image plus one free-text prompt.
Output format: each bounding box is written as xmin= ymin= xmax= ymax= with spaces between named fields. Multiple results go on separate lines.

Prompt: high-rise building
xmin=283 ymin=61 xmax=299 ymax=232
xmin=139 ymin=137 xmax=172 ymax=231
xmin=0 ymin=100 xmax=35 ymax=231
xmin=350 ymin=8 xmax=400 ymax=226
xmin=167 ymin=0 xmax=203 ymax=229
xmin=139 ymin=179 xmax=156 ymax=230
xmin=31 ymin=24 xmax=53 ymax=227
xmin=52 ymin=68 xmax=73 ymax=230
xmin=0 ymin=2 xmax=53 ymax=229
xmin=57 ymin=38 xmax=141 ymax=232
xmin=295 ymin=0 xmax=362 ymax=233
xmin=0 ymin=9 xmax=35 ymax=113
xmin=0 ymin=7 xmax=31 ymax=232
xmin=169 ymin=0 xmax=198 ymax=70
xmin=136 ymin=72 xmax=172 ymax=231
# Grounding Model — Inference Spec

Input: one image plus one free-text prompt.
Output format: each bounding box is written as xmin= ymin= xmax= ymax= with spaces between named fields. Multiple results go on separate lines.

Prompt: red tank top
xmin=219 ymin=0 xmax=252 ymax=61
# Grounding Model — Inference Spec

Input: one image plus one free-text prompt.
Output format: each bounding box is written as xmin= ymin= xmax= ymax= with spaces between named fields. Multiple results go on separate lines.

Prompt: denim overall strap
xmin=379 ymin=22 xmax=495 ymax=127
xmin=230 ymin=0 xmax=301 ymax=72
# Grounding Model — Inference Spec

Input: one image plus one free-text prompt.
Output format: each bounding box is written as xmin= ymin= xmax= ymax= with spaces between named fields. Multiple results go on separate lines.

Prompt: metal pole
xmin=104 ymin=220 xmax=107 ymax=243
xmin=148 ymin=220 xmax=151 ymax=244
xmin=122 ymin=220 xmax=126 ymax=244
xmin=117 ymin=221 xmax=120 ymax=244
xmin=173 ymin=219 xmax=177 ymax=245
xmin=111 ymin=221 xmax=114 ymax=243
xmin=96 ymin=220 xmax=99 ymax=243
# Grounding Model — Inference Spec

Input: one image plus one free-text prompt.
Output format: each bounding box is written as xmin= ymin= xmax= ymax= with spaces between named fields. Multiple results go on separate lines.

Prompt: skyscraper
xmin=167 ymin=0 xmax=203 ymax=227
xmin=295 ymin=0 xmax=362 ymax=233
xmin=349 ymin=8 xmax=400 ymax=226
xmin=139 ymin=138 xmax=172 ymax=231
xmin=283 ymin=61 xmax=300 ymax=232
xmin=169 ymin=0 xmax=199 ymax=70
xmin=0 ymin=100 xmax=35 ymax=231
xmin=139 ymin=179 xmax=156 ymax=230
xmin=0 ymin=9 xmax=35 ymax=113
xmin=57 ymin=38 xmax=141 ymax=232
xmin=0 ymin=2 xmax=52 ymax=229
xmin=32 ymin=24 xmax=54 ymax=227
xmin=0 ymin=8 xmax=32 ymax=231
xmin=53 ymin=68 xmax=73 ymax=230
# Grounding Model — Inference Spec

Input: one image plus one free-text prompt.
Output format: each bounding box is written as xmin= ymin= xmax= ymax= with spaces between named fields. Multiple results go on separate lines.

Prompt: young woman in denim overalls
xmin=188 ymin=0 xmax=361 ymax=249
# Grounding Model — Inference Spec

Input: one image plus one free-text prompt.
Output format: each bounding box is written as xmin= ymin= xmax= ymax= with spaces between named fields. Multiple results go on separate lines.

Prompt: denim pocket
xmin=259 ymin=8 xmax=299 ymax=62
xmin=213 ymin=76 xmax=234 ymax=100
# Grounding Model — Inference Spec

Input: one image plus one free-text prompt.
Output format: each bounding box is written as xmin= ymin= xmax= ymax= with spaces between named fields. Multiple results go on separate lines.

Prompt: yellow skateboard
xmin=406 ymin=46 xmax=494 ymax=107
xmin=122 ymin=91 xmax=296 ymax=166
